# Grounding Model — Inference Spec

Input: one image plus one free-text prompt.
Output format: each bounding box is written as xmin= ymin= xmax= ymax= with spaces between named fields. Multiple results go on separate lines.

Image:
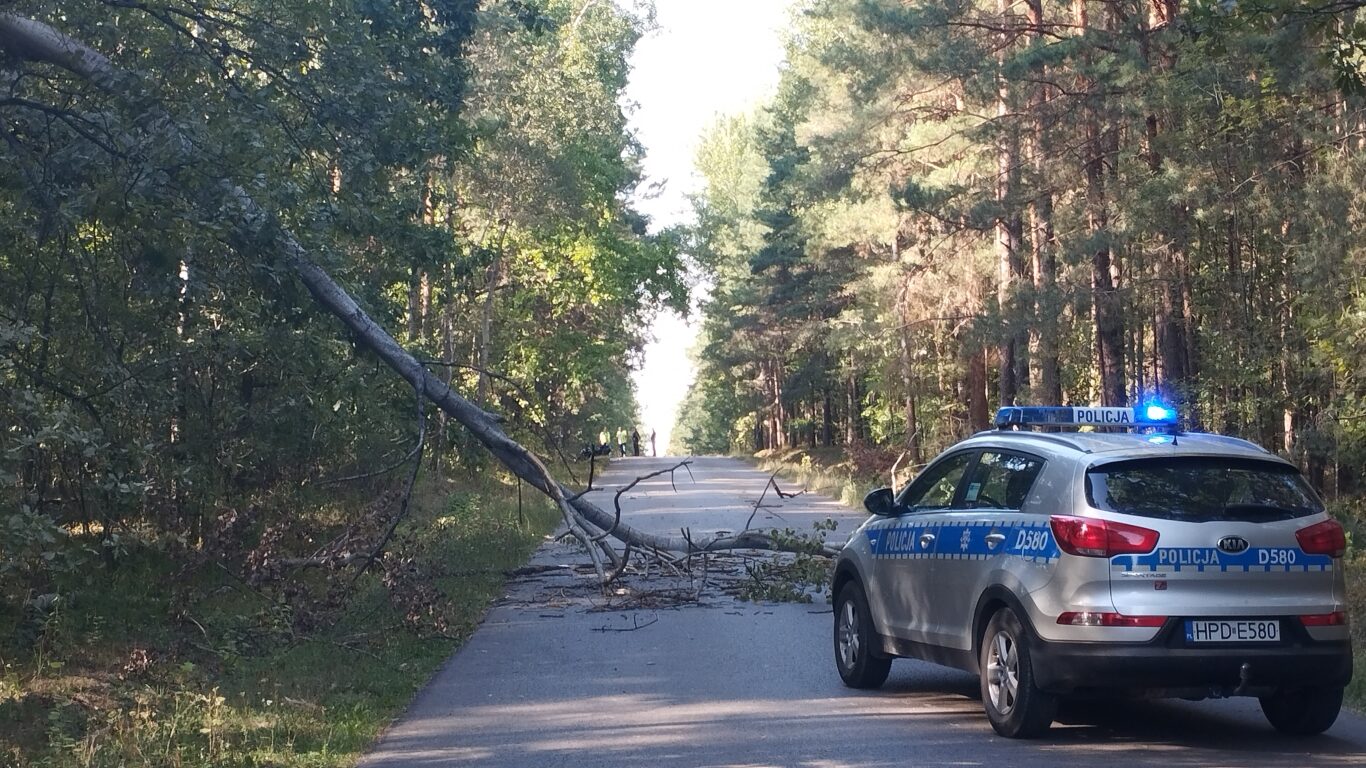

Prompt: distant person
xmin=616 ymin=427 xmax=628 ymax=457
xmin=631 ymin=428 xmax=641 ymax=456
xmin=598 ymin=429 xmax=610 ymax=454
xmin=650 ymin=429 xmax=657 ymax=457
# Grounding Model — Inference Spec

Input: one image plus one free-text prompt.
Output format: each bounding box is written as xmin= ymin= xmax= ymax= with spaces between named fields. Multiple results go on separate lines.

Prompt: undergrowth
xmin=0 ymin=472 xmax=559 ymax=768
xmin=1340 ymin=497 xmax=1366 ymax=712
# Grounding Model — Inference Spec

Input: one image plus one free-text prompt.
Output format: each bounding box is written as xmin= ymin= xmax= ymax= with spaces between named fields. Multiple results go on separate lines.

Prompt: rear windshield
xmin=1086 ymin=457 xmax=1324 ymax=522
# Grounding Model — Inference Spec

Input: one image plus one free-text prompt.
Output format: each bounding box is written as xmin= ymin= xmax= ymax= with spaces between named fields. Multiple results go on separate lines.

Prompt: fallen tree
xmin=0 ymin=12 xmax=831 ymax=581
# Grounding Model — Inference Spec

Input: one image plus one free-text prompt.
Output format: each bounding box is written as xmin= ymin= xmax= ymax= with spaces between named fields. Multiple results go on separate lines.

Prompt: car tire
xmin=980 ymin=607 xmax=1056 ymax=738
xmin=1260 ymin=686 xmax=1343 ymax=736
xmin=834 ymin=580 xmax=891 ymax=689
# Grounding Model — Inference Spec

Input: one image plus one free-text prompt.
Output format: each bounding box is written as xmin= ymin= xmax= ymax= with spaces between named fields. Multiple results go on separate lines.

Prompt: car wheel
xmin=834 ymin=580 xmax=891 ymax=689
xmin=980 ymin=607 xmax=1056 ymax=738
xmin=1260 ymin=686 xmax=1343 ymax=735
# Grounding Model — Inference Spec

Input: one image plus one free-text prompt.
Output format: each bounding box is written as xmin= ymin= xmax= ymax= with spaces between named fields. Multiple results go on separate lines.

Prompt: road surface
xmin=360 ymin=455 xmax=1366 ymax=767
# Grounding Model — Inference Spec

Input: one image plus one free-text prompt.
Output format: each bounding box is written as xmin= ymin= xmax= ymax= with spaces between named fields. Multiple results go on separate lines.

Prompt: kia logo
xmin=1217 ymin=536 xmax=1250 ymax=554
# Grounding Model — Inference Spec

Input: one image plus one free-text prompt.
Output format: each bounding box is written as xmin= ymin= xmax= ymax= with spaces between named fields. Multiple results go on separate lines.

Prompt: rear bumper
xmin=1031 ymin=621 xmax=1352 ymax=695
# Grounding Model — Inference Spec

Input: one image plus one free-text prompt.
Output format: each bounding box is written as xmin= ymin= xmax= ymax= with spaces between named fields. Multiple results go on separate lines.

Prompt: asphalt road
xmin=360 ymin=456 xmax=1366 ymax=767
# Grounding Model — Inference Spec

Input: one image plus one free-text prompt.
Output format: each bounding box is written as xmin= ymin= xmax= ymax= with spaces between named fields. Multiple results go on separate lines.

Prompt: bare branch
xmin=594 ymin=460 xmax=694 ymax=543
xmin=743 ymin=472 xmax=777 ymax=532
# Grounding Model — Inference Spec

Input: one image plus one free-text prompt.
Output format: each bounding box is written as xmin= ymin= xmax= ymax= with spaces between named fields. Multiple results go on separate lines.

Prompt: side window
xmin=900 ymin=452 xmax=976 ymax=511
xmin=960 ymin=451 xmax=1045 ymax=511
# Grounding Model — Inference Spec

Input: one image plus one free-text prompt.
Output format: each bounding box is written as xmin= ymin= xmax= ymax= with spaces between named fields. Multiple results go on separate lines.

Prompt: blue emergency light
xmin=1145 ymin=404 xmax=1174 ymax=422
xmin=994 ymin=404 xmax=1179 ymax=431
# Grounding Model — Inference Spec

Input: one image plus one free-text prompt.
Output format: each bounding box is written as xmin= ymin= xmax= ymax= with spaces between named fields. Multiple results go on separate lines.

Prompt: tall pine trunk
xmin=1078 ymin=0 xmax=1126 ymax=405
xmin=1026 ymin=0 xmax=1061 ymax=405
xmin=996 ymin=0 xmax=1023 ymax=405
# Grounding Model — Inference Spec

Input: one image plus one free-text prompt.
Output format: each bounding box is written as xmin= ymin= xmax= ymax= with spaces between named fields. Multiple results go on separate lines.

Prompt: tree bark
xmin=1076 ymin=0 xmax=1126 ymax=406
xmin=967 ymin=346 xmax=989 ymax=431
xmin=1144 ymin=1 xmax=1191 ymax=405
xmin=476 ymin=251 xmax=502 ymax=406
xmin=897 ymin=275 xmax=923 ymax=463
xmin=1026 ymin=0 xmax=1062 ymax=405
xmin=844 ymin=367 xmax=860 ymax=445
xmin=996 ymin=0 xmax=1023 ymax=406
xmin=822 ymin=389 xmax=833 ymax=446
xmin=406 ymin=267 xmax=422 ymax=342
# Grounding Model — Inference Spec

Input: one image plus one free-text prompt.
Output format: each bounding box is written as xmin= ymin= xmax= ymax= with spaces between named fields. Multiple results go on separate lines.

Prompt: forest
xmin=677 ymin=0 xmax=1366 ymax=498
xmin=0 ymin=1 xmax=683 ymax=764
xmin=0 ymin=0 xmax=681 ymax=597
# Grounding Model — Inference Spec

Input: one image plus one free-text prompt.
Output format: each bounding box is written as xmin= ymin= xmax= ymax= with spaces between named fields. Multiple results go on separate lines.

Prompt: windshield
xmin=1086 ymin=457 xmax=1324 ymax=522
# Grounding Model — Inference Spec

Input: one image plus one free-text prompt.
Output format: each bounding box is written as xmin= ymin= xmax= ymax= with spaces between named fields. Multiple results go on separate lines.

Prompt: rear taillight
xmin=1296 ymin=519 xmax=1347 ymax=558
xmin=1300 ymin=611 xmax=1348 ymax=627
xmin=1050 ymin=515 xmax=1160 ymax=557
xmin=1057 ymin=611 xmax=1166 ymax=628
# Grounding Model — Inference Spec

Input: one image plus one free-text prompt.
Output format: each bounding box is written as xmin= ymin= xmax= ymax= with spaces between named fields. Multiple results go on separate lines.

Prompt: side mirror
xmin=863 ymin=487 xmax=897 ymax=517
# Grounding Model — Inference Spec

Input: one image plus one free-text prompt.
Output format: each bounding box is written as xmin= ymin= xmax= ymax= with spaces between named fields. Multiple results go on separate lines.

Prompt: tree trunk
xmin=768 ymin=357 xmax=787 ymax=450
xmin=996 ymin=0 xmax=1022 ymax=406
xmin=968 ymin=346 xmax=989 ymax=431
xmin=476 ymin=252 xmax=502 ymax=406
xmin=406 ymin=267 xmax=422 ymax=342
xmin=898 ymin=276 xmax=923 ymax=462
xmin=821 ymin=389 xmax=833 ymax=446
xmin=1077 ymin=0 xmax=1126 ymax=406
xmin=1025 ymin=0 xmax=1061 ymax=406
xmin=1144 ymin=1 xmax=1191 ymax=405
xmin=845 ymin=368 xmax=860 ymax=445
xmin=898 ymin=328 xmax=921 ymax=464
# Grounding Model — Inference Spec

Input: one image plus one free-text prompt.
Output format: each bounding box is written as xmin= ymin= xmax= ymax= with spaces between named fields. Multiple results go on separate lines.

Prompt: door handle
xmin=985 ymin=532 xmax=1006 ymax=549
xmin=918 ymin=533 xmax=936 ymax=549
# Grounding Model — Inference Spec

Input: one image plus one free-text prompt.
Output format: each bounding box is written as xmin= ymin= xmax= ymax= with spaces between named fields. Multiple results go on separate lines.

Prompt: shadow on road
xmin=365 ymin=666 xmax=1364 ymax=768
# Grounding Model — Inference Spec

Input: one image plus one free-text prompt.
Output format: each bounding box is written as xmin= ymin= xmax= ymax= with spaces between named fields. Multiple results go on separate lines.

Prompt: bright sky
xmin=624 ymin=0 xmax=794 ymax=452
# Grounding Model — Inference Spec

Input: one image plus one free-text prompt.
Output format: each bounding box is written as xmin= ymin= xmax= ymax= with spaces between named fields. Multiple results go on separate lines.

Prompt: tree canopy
xmin=0 ymin=0 xmax=682 ymax=603
xmin=677 ymin=0 xmax=1366 ymax=495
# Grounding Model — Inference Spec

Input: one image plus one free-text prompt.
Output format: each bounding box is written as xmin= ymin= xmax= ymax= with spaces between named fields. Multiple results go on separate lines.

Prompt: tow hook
xmin=1232 ymin=662 xmax=1253 ymax=696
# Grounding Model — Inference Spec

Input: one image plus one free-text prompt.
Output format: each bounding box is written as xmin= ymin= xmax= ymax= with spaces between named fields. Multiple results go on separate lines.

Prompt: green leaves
xmin=0 ymin=0 xmax=686 ymax=613
xmin=681 ymin=0 xmax=1366 ymax=476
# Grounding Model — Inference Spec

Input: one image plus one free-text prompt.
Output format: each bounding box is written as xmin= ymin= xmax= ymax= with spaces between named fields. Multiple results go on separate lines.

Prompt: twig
xmin=565 ymin=485 xmax=596 ymax=503
xmin=314 ymin=438 xmax=422 ymax=485
xmin=890 ymin=451 xmax=909 ymax=493
xmin=347 ymin=381 xmax=426 ymax=588
xmin=592 ymin=615 xmax=659 ymax=633
xmin=743 ymin=472 xmax=777 ymax=532
xmin=591 ymin=460 xmax=694 ymax=543
xmin=768 ymin=475 xmax=806 ymax=499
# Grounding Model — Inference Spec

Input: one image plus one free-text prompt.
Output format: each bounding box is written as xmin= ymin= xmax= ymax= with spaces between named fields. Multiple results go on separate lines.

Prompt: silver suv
xmin=832 ymin=406 xmax=1352 ymax=738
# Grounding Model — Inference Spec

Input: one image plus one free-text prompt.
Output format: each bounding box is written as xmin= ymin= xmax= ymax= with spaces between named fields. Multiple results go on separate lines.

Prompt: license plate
xmin=1184 ymin=619 xmax=1280 ymax=644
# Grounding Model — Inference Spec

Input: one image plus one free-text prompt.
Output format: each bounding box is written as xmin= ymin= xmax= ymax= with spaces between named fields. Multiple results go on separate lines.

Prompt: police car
xmin=831 ymin=405 xmax=1352 ymax=738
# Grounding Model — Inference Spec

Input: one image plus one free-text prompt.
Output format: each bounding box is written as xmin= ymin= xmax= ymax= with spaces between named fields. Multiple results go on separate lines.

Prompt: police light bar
xmin=994 ymin=405 xmax=1178 ymax=430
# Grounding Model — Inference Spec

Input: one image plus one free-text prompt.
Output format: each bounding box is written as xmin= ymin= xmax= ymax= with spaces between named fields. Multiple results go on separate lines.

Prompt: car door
xmin=932 ymin=449 xmax=1048 ymax=652
xmin=865 ymin=450 xmax=977 ymax=643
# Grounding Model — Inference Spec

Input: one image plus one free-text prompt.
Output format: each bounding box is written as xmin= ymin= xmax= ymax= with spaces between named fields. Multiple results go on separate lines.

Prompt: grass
xmin=0 ymin=471 xmax=560 ymax=768
xmin=753 ymin=448 xmax=1366 ymax=713
xmin=1340 ymin=498 xmax=1366 ymax=712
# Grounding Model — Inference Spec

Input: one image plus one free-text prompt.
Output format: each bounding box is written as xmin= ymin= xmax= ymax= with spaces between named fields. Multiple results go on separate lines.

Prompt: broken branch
xmin=0 ymin=13 xmax=836 ymax=580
